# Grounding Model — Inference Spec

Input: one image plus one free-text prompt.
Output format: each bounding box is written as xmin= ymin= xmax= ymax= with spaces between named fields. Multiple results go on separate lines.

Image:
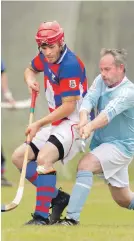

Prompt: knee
xmin=77 ymin=156 xmax=91 ymax=172
xmin=37 ymin=152 xmax=52 ymax=167
xmin=12 ymin=150 xmax=22 ymax=169
xmin=37 ymin=154 xmax=55 ymax=174
xmin=77 ymin=153 xmax=102 ymax=174
xmin=12 ymin=150 xmax=18 ymax=165
xmin=77 ymin=157 xmax=96 ymax=173
xmin=37 ymin=153 xmax=44 ymax=166
xmin=78 ymin=162 xmax=87 ymax=171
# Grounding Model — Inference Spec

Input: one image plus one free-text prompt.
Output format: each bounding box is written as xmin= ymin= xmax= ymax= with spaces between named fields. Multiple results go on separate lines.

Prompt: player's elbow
xmin=24 ymin=67 xmax=38 ymax=83
xmin=24 ymin=66 xmax=37 ymax=76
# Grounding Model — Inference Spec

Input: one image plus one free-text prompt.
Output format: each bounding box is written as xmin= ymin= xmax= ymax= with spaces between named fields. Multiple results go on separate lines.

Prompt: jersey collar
xmin=106 ymin=76 xmax=128 ymax=91
xmin=56 ymin=44 xmax=67 ymax=64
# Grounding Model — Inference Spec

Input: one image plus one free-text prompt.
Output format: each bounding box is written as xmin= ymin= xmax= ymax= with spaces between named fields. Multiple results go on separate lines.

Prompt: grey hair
xmin=100 ymin=48 xmax=127 ymax=72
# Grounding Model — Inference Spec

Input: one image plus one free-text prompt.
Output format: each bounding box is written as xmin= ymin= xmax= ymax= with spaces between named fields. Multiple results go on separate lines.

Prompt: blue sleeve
xmin=102 ymin=86 xmax=134 ymax=122
xmin=31 ymin=53 xmax=44 ymax=72
xmin=80 ymin=74 xmax=102 ymax=113
xmin=59 ymin=62 xmax=81 ymax=98
xmin=59 ymin=61 xmax=81 ymax=79
xmin=1 ymin=61 xmax=6 ymax=73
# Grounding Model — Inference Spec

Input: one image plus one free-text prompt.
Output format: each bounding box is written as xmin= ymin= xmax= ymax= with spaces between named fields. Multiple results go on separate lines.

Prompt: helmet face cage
xmin=35 ymin=21 xmax=64 ymax=47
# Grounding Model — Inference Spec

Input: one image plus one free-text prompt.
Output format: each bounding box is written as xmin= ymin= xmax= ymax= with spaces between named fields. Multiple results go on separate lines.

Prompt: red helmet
xmin=35 ymin=21 xmax=64 ymax=47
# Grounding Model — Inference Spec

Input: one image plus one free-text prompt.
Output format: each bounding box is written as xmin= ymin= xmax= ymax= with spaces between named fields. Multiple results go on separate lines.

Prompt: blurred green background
xmin=1 ymin=1 xmax=134 ymax=182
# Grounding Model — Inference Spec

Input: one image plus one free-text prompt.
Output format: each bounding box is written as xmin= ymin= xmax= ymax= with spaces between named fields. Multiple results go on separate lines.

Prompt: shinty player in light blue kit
xmin=59 ymin=48 xmax=134 ymax=225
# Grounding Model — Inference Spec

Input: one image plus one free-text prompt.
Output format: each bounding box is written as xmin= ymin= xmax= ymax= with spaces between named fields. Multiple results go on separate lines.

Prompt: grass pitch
xmin=1 ymin=156 xmax=134 ymax=241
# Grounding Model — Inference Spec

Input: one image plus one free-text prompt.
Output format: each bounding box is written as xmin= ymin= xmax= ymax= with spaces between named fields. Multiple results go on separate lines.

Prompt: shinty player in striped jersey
xmin=12 ymin=21 xmax=94 ymax=225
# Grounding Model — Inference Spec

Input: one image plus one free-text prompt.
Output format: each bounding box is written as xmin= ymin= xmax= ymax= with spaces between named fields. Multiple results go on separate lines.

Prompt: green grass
xmin=1 ymin=160 xmax=134 ymax=241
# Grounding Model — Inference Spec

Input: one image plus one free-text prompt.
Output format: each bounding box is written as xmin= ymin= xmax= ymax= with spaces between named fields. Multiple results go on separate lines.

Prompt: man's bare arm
xmin=24 ymin=66 xmax=40 ymax=93
xmin=37 ymin=101 xmax=76 ymax=127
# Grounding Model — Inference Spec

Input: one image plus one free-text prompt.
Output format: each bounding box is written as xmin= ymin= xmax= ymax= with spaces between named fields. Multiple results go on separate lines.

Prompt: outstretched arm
xmin=80 ymin=86 xmax=134 ymax=139
xmin=80 ymin=112 xmax=108 ymax=139
xmin=37 ymin=100 xmax=76 ymax=127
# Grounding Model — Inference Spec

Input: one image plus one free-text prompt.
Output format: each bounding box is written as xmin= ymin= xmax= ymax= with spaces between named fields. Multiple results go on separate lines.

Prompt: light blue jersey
xmin=80 ymin=75 xmax=134 ymax=158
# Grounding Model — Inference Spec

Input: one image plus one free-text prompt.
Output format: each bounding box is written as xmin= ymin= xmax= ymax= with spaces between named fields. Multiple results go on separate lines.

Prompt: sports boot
xmin=25 ymin=213 xmax=49 ymax=225
xmin=50 ymin=188 xmax=70 ymax=224
xmin=58 ymin=217 xmax=79 ymax=226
